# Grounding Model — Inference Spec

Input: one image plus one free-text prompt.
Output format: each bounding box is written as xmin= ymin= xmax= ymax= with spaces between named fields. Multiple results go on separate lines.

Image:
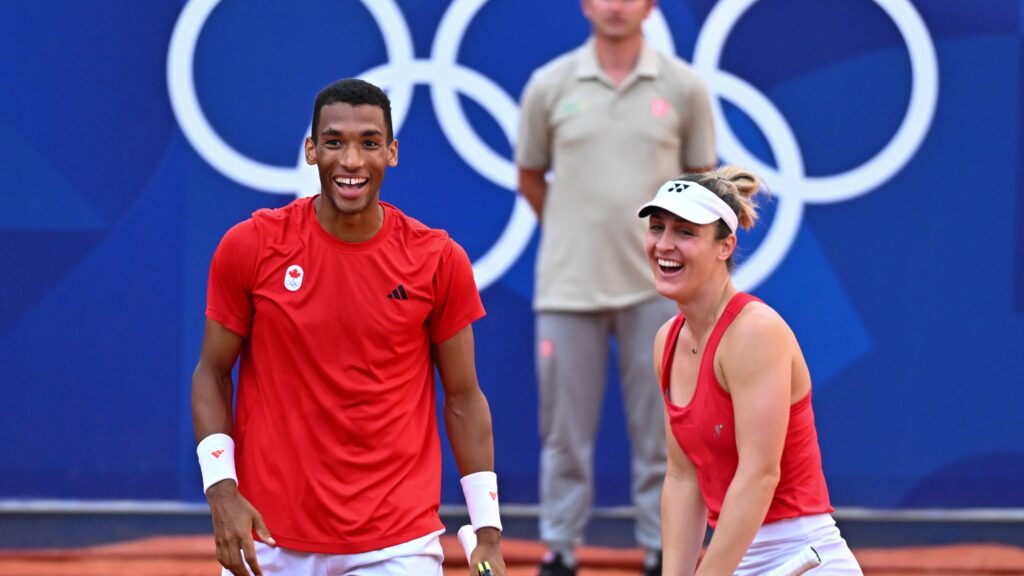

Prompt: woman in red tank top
xmin=637 ymin=167 xmax=861 ymax=575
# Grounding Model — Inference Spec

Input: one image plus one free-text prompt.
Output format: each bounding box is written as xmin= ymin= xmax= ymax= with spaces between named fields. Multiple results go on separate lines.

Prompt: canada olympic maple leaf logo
xmin=284 ymin=265 xmax=304 ymax=292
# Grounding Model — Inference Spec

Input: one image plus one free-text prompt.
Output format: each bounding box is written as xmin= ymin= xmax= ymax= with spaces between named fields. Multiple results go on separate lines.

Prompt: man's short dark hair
xmin=310 ymin=78 xmax=394 ymax=143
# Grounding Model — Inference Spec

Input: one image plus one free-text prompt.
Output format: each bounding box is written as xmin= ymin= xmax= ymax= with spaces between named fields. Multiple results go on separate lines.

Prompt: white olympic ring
xmin=693 ymin=0 xmax=938 ymax=288
xmin=168 ymin=0 xmax=938 ymax=291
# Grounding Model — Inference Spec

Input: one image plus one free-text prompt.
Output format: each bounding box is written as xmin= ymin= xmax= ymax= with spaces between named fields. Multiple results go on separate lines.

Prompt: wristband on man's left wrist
xmin=461 ymin=471 xmax=502 ymax=532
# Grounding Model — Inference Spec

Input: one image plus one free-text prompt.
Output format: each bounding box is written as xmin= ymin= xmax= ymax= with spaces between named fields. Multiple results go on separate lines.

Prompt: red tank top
xmin=661 ymin=293 xmax=832 ymax=528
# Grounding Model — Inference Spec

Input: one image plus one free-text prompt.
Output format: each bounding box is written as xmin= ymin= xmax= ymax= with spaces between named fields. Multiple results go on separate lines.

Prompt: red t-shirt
xmin=661 ymin=293 xmax=832 ymax=528
xmin=206 ymin=198 xmax=485 ymax=553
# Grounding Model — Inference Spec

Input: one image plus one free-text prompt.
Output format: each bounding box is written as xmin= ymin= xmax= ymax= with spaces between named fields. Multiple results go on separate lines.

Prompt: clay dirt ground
xmin=1 ymin=535 xmax=1023 ymax=575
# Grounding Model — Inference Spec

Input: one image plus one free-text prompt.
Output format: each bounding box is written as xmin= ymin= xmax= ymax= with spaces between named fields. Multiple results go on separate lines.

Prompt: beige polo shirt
xmin=516 ymin=39 xmax=716 ymax=312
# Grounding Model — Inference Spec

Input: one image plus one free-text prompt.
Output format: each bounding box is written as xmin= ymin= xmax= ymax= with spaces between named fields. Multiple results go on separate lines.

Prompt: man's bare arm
xmin=193 ymin=319 xmax=274 ymax=576
xmin=435 ymin=325 xmax=506 ymax=576
xmin=518 ymin=167 xmax=548 ymax=221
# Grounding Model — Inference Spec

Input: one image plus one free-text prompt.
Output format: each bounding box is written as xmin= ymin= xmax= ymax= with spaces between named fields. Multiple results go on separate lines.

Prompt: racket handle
xmin=764 ymin=545 xmax=821 ymax=576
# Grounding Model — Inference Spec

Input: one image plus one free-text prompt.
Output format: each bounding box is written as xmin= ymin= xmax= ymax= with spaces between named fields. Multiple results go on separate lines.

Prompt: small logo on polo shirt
xmin=713 ymin=423 xmax=724 ymax=439
xmin=284 ymin=265 xmax=304 ymax=291
xmin=560 ymin=100 xmax=583 ymax=115
xmin=651 ymin=97 xmax=672 ymax=118
xmin=387 ymin=284 xmax=408 ymax=300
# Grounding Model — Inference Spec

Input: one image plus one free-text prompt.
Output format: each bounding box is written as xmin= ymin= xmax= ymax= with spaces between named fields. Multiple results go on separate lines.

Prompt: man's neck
xmin=314 ymin=196 xmax=384 ymax=243
xmin=593 ymin=33 xmax=644 ymax=86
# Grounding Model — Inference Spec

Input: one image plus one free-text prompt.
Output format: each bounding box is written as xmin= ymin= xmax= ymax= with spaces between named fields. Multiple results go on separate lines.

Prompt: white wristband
xmin=461 ymin=471 xmax=502 ymax=532
xmin=197 ymin=433 xmax=238 ymax=494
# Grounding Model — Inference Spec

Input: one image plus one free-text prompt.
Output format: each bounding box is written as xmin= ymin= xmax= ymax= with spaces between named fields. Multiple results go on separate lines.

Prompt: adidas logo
xmin=211 ymin=450 xmax=225 ymax=459
xmin=387 ymin=284 xmax=408 ymax=300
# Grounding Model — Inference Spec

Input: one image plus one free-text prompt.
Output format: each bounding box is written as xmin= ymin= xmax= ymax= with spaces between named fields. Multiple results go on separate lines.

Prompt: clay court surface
xmin=2 ymin=535 xmax=1023 ymax=576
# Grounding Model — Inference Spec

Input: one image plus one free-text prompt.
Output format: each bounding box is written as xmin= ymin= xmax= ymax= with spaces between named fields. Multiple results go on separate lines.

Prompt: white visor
xmin=637 ymin=179 xmax=738 ymax=232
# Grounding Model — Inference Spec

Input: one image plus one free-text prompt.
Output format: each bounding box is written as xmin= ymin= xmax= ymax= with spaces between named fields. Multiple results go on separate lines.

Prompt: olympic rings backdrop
xmin=1 ymin=0 xmax=1022 ymax=512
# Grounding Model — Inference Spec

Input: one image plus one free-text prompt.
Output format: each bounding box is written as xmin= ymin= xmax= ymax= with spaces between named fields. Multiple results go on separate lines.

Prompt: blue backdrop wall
xmin=1 ymin=0 xmax=1022 ymax=511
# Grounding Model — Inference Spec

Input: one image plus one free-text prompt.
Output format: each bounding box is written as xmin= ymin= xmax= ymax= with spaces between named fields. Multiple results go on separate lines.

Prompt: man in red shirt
xmin=192 ymin=78 xmax=506 ymax=576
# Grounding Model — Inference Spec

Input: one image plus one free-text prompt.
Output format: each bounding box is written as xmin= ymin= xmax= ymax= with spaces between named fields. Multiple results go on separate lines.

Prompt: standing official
xmin=515 ymin=1 xmax=716 ymax=574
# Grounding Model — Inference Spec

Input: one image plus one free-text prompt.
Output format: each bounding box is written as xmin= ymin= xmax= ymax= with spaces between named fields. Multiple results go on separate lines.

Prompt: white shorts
xmin=223 ymin=529 xmax=445 ymax=576
xmin=735 ymin=514 xmax=862 ymax=575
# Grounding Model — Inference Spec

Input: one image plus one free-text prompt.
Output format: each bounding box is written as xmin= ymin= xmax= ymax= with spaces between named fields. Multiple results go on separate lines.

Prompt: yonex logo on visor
xmin=637 ymin=180 xmax=739 ymax=233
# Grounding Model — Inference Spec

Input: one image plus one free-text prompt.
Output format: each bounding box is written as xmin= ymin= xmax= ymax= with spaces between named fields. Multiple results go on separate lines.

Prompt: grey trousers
xmin=536 ymin=296 xmax=677 ymax=551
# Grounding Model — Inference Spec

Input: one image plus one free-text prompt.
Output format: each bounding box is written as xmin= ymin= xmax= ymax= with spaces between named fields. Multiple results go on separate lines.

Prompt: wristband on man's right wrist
xmin=196 ymin=433 xmax=238 ymax=494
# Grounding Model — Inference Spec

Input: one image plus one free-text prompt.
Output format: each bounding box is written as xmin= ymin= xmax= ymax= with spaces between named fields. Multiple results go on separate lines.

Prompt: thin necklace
xmin=690 ymin=284 xmax=734 ymax=354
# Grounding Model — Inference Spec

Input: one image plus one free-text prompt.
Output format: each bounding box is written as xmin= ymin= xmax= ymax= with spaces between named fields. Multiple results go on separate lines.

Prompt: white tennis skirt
xmin=735 ymin=513 xmax=862 ymax=575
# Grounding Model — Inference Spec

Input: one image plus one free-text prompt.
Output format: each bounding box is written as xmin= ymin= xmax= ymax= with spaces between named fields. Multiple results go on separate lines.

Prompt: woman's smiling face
xmin=645 ymin=209 xmax=733 ymax=302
